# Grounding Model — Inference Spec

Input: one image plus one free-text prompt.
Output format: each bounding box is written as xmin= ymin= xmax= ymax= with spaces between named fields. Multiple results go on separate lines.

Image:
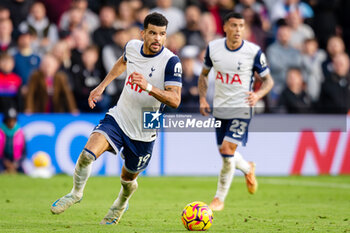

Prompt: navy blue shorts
xmin=215 ymin=118 xmax=251 ymax=147
xmin=93 ymin=114 xmax=155 ymax=173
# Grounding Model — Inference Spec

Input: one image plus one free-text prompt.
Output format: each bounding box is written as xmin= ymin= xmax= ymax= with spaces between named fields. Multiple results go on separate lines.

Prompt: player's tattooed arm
xmin=198 ymin=68 xmax=211 ymax=116
xmin=131 ymin=72 xmax=181 ymax=108
xmin=246 ymin=73 xmax=274 ymax=107
xmin=150 ymin=85 xmax=181 ymax=109
xmin=89 ymin=55 xmax=127 ymax=109
xmin=198 ymin=68 xmax=210 ymax=99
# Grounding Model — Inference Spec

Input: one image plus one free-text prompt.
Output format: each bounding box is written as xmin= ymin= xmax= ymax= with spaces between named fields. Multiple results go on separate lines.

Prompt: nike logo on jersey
xmin=129 ymin=60 xmax=134 ymax=64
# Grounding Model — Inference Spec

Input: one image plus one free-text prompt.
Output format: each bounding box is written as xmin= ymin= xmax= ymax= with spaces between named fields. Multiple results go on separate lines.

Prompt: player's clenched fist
xmin=131 ymin=72 xmax=148 ymax=91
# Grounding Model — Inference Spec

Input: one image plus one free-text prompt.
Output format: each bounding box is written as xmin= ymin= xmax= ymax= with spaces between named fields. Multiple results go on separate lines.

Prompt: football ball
xmin=181 ymin=201 xmax=213 ymax=231
xmin=32 ymin=151 xmax=51 ymax=167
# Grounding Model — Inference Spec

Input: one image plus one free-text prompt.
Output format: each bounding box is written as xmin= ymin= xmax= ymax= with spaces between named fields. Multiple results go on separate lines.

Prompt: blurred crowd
xmin=0 ymin=0 xmax=350 ymax=115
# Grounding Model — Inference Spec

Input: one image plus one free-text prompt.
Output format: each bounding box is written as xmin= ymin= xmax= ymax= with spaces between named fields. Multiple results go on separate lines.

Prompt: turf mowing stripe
xmin=259 ymin=178 xmax=350 ymax=189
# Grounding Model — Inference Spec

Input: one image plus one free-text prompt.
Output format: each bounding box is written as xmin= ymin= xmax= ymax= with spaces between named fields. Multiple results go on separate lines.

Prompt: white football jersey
xmin=108 ymin=40 xmax=182 ymax=141
xmin=204 ymin=38 xmax=270 ymax=119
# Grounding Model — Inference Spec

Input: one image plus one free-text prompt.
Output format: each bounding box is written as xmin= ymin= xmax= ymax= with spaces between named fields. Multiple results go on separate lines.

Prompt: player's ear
xmin=141 ymin=29 xmax=145 ymax=40
xmin=223 ymin=23 xmax=227 ymax=33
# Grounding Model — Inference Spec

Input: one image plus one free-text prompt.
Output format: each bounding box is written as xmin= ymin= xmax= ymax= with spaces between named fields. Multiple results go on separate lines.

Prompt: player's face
xmin=142 ymin=24 xmax=167 ymax=54
xmin=223 ymin=17 xmax=245 ymax=43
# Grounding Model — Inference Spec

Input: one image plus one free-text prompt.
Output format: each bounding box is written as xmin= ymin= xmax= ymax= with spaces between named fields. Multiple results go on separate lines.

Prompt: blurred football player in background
xmin=198 ymin=12 xmax=274 ymax=211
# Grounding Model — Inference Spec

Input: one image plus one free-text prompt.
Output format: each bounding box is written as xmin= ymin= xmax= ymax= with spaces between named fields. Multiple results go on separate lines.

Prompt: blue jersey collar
xmin=225 ymin=39 xmax=244 ymax=52
xmin=140 ymin=44 xmax=164 ymax=57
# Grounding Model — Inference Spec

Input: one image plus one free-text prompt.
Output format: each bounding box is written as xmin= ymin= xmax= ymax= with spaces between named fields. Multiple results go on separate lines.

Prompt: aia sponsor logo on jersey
xmin=215 ymin=71 xmax=242 ymax=85
xmin=125 ymin=75 xmax=151 ymax=94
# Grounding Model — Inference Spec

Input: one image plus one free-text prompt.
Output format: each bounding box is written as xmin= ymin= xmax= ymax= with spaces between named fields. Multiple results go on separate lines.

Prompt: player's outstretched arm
xmin=198 ymin=67 xmax=211 ymax=116
xmin=131 ymin=72 xmax=181 ymax=108
xmin=88 ymin=56 xmax=127 ymax=109
xmin=246 ymin=73 xmax=274 ymax=107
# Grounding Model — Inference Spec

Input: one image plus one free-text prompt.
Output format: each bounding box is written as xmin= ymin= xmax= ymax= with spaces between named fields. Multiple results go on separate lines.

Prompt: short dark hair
xmin=84 ymin=45 xmax=99 ymax=54
xmin=303 ymin=38 xmax=317 ymax=44
xmin=143 ymin=12 xmax=168 ymax=29
xmin=287 ymin=67 xmax=302 ymax=75
xmin=0 ymin=52 xmax=13 ymax=61
xmin=223 ymin=12 xmax=243 ymax=23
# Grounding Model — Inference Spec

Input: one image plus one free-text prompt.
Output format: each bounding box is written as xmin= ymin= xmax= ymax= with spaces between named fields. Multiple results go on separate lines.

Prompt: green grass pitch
xmin=0 ymin=175 xmax=349 ymax=232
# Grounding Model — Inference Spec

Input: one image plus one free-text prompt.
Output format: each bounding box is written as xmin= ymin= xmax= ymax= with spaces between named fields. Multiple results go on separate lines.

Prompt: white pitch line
xmin=258 ymin=178 xmax=350 ymax=189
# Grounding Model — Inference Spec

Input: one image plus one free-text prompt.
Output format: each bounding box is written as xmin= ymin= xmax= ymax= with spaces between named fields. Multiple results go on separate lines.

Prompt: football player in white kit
xmin=198 ymin=12 xmax=274 ymax=211
xmin=50 ymin=13 xmax=182 ymax=224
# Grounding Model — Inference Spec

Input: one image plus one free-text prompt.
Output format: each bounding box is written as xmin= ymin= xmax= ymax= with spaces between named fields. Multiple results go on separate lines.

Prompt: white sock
xmin=234 ymin=151 xmax=250 ymax=174
xmin=215 ymin=156 xmax=235 ymax=202
xmin=70 ymin=149 xmax=95 ymax=198
xmin=109 ymin=178 xmax=138 ymax=212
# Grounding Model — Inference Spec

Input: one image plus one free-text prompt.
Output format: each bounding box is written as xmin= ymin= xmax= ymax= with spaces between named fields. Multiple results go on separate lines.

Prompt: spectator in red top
xmin=200 ymin=0 xmax=224 ymax=35
xmin=0 ymin=53 xmax=21 ymax=111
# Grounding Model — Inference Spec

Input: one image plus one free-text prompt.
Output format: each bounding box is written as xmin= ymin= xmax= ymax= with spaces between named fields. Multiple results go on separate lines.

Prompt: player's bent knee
xmin=85 ymin=132 xmax=110 ymax=157
xmin=219 ymin=147 xmax=235 ymax=156
xmin=120 ymin=166 xmax=139 ymax=181
xmin=219 ymin=140 xmax=237 ymax=155
xmin=121 ymin=172 xmax=137 ymax=181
